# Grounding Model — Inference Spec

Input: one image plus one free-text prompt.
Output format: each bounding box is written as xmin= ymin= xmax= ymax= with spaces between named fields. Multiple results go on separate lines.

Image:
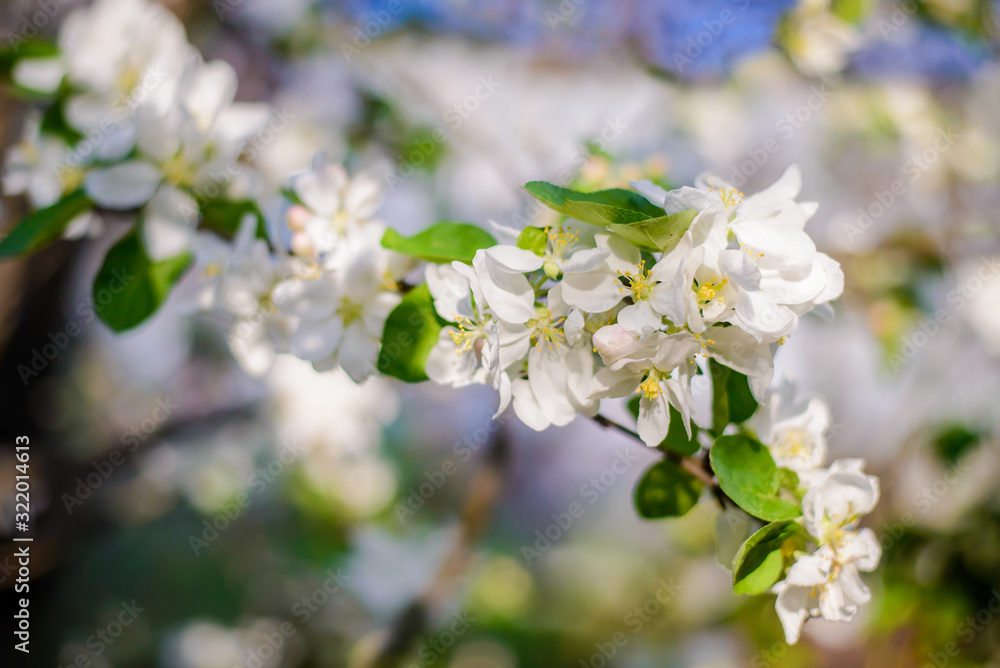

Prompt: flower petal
xmin=85 ymin=161 xmax=161 ymax=209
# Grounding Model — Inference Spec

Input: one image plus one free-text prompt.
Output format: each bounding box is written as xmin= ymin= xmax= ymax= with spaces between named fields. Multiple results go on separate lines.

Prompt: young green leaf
xmin=634 ymin=459 xmax=703 ymax=519
xmin=377 ymin=284 xmax=447 ymax=382
xmin=199 ymin=199 xmax=268 ymax=241
xmin=515 ymin=226 xmax=548 ymax=256
xmin=709 ymin=358 xmax=759 ymax=433
xmin=0 ymin=190 xmax=93 ymax=259
xmin=726 ymin=369 xmax=758 ymax=423
xmin=523 ymin=181 xmax=664 ymax=228
xmin=381 ymin=222 xmax=496 ymax=264
xmin=605 ymin=209 xmax=697 ymax=253
xmin=710 ymin=435 xmax=801 ymax=522
xmin=710 ymin=360 xmax=732 ymax=435
xmin=93 ymin=229 xmax=193 ymax=332
xmin=732 ymin=520 xmax=809 ymax=595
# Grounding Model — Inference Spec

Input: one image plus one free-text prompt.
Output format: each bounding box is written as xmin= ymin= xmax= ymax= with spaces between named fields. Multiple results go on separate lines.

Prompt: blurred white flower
xmin=773 ymin=458 xmax=881 ymax=644
xmin=773 ymin=529 xmax=880 ymax=645
xmin=753 ymin=380 xmax=831 ymax=472
xmin=278 ymin=223 xmax=409 ymax=381
xmin=286 ymin=155 xmax=384 ymax=255
xmin=85 ymin=57 xmax=269 ymax=260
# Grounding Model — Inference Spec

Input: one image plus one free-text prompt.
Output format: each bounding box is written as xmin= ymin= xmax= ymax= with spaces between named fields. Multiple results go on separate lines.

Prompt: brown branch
xmin=590 ymin=412 xmax=725 ymax=506
xmin=350 ymin=429 xmax=510 ymax=668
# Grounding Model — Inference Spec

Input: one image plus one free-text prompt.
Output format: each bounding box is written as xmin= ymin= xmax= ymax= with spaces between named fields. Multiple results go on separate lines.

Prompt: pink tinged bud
xmin=593 ymin=324 xmax=637 ymax=361
xmin=287 ymin=205 xmax=311 ymax=232
xmin=290 ymin=232 xmax=315 ymax=256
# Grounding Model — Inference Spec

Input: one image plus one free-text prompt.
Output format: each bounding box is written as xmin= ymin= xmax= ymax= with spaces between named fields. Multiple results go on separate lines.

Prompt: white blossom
xmin=753 ymin=380 xmax=831 ymax=472
xmin=773 ymin=459 xmax=881 ymax=644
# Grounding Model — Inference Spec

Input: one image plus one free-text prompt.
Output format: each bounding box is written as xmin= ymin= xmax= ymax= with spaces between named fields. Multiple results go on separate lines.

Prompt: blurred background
xmin=1 ymin=0 xmax=1000 ymax=666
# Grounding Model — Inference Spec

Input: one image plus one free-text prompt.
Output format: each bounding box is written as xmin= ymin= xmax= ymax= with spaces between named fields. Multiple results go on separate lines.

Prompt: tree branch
xmin=350 ymin=428 xmax=510 ymax=668
xmin=590 ymin=412 xmax=725 ymax=506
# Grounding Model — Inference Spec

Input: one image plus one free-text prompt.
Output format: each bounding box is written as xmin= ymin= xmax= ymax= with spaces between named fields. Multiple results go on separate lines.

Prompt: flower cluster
xmin=197 ymin=156 xmax=412 ymax=382
xmin=425 ymin=166 xmax=842 ymax=445
xmin=6 ymin=0 xmax=270 ymax=260
xmin=0 ymin=0 xmax=881 ymax=646
xmin=753 ymin=382 xmax=881 ymax=645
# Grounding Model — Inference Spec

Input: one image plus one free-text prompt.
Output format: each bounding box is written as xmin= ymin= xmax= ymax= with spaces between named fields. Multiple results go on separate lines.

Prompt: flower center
xmin=709 ymin=187 xmax=744 ymax=209
xmin=775 ymin=428 xmax=813 ymax=460
xmin=337 ymin=297 xmax=364 ymax=325
xmin=528 ymin=308 xmax=566 ymax=349
xmin=449 ymin=314 xmax=482 ymax=353
xmin=116 ymin=65 xmax=143 ymax=97
xmin=546 ymin=225 xmax=579 ymax=260
xmin=619 ymin=260 xmax=655 ymax=301
xmin=58 ymin=165 xmax=87 ymax=193
xmin=695 ymin=276 xmax=727 ymax=304
xmin=637 ymin=369 xmax=664 ymax=400
xmin=162 ymin=153 xmax=195 ymax=187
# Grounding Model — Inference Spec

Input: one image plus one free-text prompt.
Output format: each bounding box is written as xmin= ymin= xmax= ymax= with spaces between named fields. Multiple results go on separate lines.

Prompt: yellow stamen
xmin=619 ymin=260 xmax=655 ymax=300
xmin=448 ymin=314 xmax=480 ymax=353
xmin=695 ymin=276 xmax=728 ymax=304
xmin=637 ymin=374 xmax=662 ymax=400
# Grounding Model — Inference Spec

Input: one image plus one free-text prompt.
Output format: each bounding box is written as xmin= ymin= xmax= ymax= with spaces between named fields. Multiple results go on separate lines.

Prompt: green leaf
xmin=727 ymin=369 xmax=758 ymax=424
xmin=776 ymin=467 xmax=800 ymax=492
xmin=523 ymin=181 xmax=664 ymax=228
xmin=0 ymin=190 xmax=93 ymax=258
xmin=710 ymin=359 xmax=732 ymax=435
xmin=932 ymin=423 xmax=982 ymax=465
xmin=93 ymin=230 xmax=193 ymax=332
xmin=280 ymin=186 xmax=305 ymax=207
xmin=39 ymin=101 xmax=83 ymax=144
xmin=606 ymin=208 xmax=697 ymax=253
xmin=627 ymin=396 xmax=700 ymax=456
xmin=709 ymin=359 xmax=759 ymax=433
xmin=0 ymin=39 xmax=59 ymax=79
xmin=710 ymin=435 xmax=801 ymax=522
xmin=634 ymin=460 xmax=703 ymax=519
xmin=381 ymin=222 xmax=496 ymax=264
xmin=516 ymin=226 xmax=548 ymax=256
xmin=377 ymin=284 xmax=447 ymax=382
xmin=732 ymin=520 xmax=809 ymax=595
xmin=199 ymin=199 xmax=268 ymax=241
